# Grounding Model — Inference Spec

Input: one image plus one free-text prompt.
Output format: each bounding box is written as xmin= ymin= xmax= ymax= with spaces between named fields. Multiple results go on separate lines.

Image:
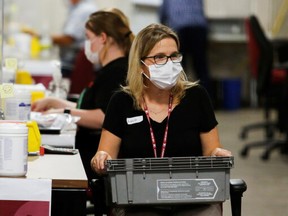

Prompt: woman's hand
xmin=211 ymin=148 xmax=232 ymax=157
xmin=32 ymin=97 xmax=76 ymax=113
xmin=31 ymin=98 xmax=51 ymax=112
xmin=91 ymin=151 xmax=112 ymax=174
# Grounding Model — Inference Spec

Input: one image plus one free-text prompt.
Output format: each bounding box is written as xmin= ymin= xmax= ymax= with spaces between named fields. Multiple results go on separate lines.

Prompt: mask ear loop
xmin=141 ymin=71 xmax=150 ymax=80
xmin=141 ymin=71 xmax=150 ymax=88
xmin=141 ymin=60 xmax=151 ymax=89
xmin=141 ymin=60 xmax=148 ymax=67
xmin=140 ymin=60 xmax=150 ymax=79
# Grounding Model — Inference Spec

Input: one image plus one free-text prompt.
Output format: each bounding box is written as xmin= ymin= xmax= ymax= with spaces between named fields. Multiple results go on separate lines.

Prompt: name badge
xmin=126 ymin=116 xmax=143 ymax=125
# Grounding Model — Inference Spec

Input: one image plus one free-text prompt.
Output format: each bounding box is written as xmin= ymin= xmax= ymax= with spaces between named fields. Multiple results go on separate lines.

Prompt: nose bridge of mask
xmin=149 ymin=61 xmax=173 ymax=78
xmin=142 ymin=60 xmax=181 ymax=79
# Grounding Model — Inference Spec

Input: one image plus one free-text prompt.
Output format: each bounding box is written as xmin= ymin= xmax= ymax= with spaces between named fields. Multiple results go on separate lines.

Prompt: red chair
xmin=239 ymin=15 xmax=288 ymax=160
xmin=69 ymin=49 xmax=95 ymax=95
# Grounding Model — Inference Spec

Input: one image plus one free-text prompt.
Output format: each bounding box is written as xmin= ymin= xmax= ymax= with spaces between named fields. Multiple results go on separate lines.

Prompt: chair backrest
xmin=69 ymin=49 xmax=95 ymax=94
xmin=245 ymin=15 xmax=274 ymax=96
xmin=245 ymin=17 xmax=259 ymax=79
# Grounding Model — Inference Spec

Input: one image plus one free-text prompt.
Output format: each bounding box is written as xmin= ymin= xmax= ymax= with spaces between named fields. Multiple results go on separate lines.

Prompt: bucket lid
xmin=0 ymin=122 xmax=28 ymax=134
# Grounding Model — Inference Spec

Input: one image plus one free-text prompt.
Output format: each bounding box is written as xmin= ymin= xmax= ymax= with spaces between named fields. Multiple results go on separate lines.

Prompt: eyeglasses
xmin=142 ymin=53 xmax=183 ymax=65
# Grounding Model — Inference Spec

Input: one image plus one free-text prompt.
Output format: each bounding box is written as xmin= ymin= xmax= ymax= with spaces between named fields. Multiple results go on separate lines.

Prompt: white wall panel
xmin=3 ymin=0 xmax=288 ymax=39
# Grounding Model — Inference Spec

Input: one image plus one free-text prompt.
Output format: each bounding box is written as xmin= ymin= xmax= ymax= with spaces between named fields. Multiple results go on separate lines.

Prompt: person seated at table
xmin=31 ymin=9 xmax=134 ymax=216
xmin=91 ymin=23 xmax=232 ymax=216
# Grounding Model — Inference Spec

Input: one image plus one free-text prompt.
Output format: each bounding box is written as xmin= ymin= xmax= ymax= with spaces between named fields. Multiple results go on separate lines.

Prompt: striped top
xmin=159 ymin=0 xmax=207 ymax=31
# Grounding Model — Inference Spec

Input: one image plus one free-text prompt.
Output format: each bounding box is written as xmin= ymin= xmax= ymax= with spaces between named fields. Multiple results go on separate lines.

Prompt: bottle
xmin=40 ymin=25 xmax=52 ymax=59
xmin=3 ymin=89 xmax=31 ymax=120
xmin=0 ymin=122 xmax=29 ymax=177
xmin=30 ymin=36 xmax=41 ymax=59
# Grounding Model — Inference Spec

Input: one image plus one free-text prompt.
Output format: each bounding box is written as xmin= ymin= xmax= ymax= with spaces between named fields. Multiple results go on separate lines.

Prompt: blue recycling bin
xmin=222 ymin=78 xmax=241 ymax=110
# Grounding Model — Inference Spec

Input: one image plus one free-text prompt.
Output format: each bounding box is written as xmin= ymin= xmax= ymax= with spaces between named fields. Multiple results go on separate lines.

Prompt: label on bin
xmin=157 ymin=179 xmax=218 ymax=200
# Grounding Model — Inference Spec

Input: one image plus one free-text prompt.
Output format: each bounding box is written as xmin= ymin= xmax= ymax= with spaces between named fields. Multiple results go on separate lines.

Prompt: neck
xmin=143 ymin=92 xmax=171 ymax=111
xmin=101 ymin=45 xmax=125 ymax=66
xmin=144 ymin=85 xmax=171 ymax=102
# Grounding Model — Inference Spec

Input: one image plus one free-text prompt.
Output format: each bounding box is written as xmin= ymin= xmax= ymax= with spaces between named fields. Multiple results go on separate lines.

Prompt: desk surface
xmin=27 ymin=154 xmax=88 ymax=189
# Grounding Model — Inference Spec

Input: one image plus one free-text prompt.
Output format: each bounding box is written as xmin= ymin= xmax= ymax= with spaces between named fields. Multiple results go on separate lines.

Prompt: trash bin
xmin=222 ymin=78 xmax=241 ymax=110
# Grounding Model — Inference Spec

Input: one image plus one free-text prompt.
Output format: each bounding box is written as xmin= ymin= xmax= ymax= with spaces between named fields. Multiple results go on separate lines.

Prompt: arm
xmin=91 ymin=129 xmax=121 ymax=174
xmin=51 ymin=34 xmax=75 ymax=46
xmin=31 ymin=97 xmax=76 ymax=112
xmin=69 ymin=108 xmax=105 ymax=129
xmin=32 ymin=97 xmax=105 ymax=129
xmin=21 ymin=28 xmax=75 ymax=46
xmin=200 ymin=127 xmax=232 ymax=156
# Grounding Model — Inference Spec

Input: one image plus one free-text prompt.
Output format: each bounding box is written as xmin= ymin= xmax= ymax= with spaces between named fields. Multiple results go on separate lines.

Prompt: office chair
xmin=66 ymin=49 xmax=96 ymax=103
xmin=239 ymin=15 xmax=288 ymax=160
xmin=230 ymin=179 xmax=247 ymax=216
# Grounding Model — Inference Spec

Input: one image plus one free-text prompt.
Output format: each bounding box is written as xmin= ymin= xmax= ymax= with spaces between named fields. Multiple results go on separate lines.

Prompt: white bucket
xmin=0 ymin=123 xmax=28 ymax=176
xmin=3 ymin=90 xmax=31 ymax=120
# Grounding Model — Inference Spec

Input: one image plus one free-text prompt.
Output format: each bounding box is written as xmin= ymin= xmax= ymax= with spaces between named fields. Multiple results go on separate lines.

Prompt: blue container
xmin=222 ymin=78 xmax=241 ymax=110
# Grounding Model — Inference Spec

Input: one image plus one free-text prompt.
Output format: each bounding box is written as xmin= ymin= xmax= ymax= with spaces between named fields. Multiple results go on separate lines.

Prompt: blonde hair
xmin=122 ymin=23 xmax=197 ymax=110
xmin=85 ymin=10 xmax=134 ymax=56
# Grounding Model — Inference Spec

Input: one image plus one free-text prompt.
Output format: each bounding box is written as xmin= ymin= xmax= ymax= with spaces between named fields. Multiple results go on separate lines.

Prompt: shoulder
xmin=185 ymin=84 xmax=208 ymax=97
xmin=110 ymin=90 xmax=132 ymax=104
xmin=181 ymin=85 xmax=212 ymax=106
xmin=111 ymin=57 xmax=128 ymax=66
xmin=106 ymin=91 xmax=134 ymax=114
xmin=105 ymin=57 xmax=128 ymax=71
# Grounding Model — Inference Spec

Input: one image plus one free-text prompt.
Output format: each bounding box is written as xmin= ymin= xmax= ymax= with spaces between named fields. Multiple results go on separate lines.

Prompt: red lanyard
xmin=143 ymin=94 xmax=173 ymax=158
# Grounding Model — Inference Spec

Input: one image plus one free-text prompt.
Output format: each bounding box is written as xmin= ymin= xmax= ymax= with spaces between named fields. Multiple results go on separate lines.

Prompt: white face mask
xmin=84 ymin=40 xmax=101 ymax=66
xmin=142 ymin=60 xmax=183 ymax=89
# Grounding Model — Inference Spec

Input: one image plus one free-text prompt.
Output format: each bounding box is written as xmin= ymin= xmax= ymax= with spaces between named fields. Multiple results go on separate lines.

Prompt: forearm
xmin=48 ymin=97 xmax=76 ymax=109
xmin=71 ymin=108 xmax=105 ymax=129
xmin=97 ymin=132 xmax=121 ymax=159
xmin=201 ymin=127 xmax=232 ymax=157
xmin=51 ymin=35 xmax=74 ymax=46
xmin=31 ymin=97 xmax=76 ymax=112
xmin=91 ymin=129 xmax=121 ymax=173
xmin=201 ymin=127 xmax=222 ymax=156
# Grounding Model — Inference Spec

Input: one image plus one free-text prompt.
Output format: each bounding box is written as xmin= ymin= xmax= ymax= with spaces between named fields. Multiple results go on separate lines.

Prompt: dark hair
xmin=85 ymin=11 xmax=134 ymax=56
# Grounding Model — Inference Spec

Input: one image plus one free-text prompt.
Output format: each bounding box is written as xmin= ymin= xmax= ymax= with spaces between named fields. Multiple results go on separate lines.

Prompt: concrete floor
xmin=218 ymin=108 xmax=288 ymax=216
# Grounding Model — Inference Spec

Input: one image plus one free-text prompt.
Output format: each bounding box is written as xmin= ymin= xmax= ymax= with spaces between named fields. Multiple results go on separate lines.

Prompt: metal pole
xmin=0 ymin=0 xmax=3 ymax=83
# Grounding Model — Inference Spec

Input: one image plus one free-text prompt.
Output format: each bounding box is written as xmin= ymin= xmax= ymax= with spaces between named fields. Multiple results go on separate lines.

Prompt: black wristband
xmin=64 ymin=108 xmax=71 ymax=114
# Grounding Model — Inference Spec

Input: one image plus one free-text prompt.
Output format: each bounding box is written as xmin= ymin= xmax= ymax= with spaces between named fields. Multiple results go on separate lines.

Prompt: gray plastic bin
xmin=105 ymin=156 xmax=234 ymax=206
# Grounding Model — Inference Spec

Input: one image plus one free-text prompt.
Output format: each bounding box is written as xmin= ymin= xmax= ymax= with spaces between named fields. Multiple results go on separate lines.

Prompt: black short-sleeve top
xmin=103 ymin=85 xmax=218 ymax=158
xmin=76 ymin=57 xmax=128 ymax=137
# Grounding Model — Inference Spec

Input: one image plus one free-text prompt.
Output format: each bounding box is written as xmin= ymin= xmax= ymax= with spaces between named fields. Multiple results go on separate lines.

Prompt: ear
xmin=99 ymin=32 xmax=108 ymax=44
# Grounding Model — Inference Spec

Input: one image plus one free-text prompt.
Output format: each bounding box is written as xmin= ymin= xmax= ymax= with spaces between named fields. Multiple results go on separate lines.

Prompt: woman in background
xmin=32 ymin=9 xmax=134 ymax=216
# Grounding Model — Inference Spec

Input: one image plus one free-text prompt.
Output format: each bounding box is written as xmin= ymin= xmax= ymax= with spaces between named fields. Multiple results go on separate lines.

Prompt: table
xmin=27 ymin=154 xmax=88 ymax=216
xmin=41 ymin=130 xmax=76 ymax=148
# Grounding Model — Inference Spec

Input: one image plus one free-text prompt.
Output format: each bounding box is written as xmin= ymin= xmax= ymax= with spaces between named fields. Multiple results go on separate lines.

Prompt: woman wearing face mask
xmin=31 ymin=10 xmax=134 ymax=182
xmin=91 ymin=23 xmax=232 ymax=216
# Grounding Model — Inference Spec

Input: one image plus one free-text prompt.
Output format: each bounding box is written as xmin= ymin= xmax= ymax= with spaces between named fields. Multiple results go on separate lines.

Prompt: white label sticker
xmin=126 ymin=116 xmax=143 ymax=125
